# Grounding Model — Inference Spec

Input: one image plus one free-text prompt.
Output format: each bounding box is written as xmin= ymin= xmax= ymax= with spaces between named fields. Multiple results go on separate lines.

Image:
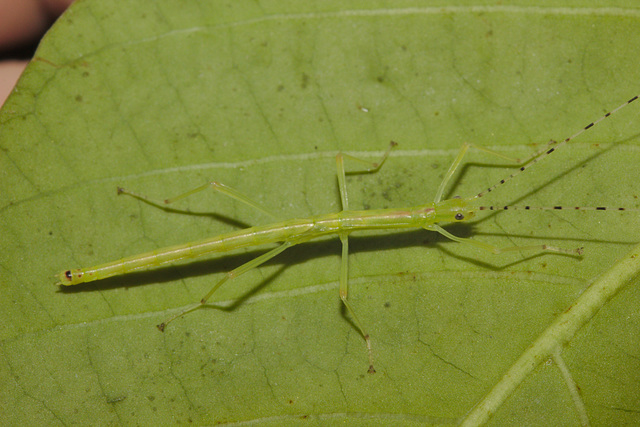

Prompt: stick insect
xmin=58 ymin=95 xmax=639 ymax=373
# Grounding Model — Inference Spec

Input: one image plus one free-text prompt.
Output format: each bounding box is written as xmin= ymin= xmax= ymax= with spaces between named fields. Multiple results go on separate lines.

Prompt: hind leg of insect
xmin=157 ymin=240 xmax=296 ymax=331
xmin=117 ymin=181 xmax=276 ymax=219
xmin=334 ymin=143 xmax=397 ymax=374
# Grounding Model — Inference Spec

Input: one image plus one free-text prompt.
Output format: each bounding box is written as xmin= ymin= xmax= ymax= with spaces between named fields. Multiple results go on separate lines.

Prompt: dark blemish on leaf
xmin=107 ymin=396 xmax=127 ymax=404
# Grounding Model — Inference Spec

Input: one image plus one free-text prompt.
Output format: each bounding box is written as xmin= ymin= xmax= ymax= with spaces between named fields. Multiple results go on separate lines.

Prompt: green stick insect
xmin=59 ymin=95 xmax=639 ymax=373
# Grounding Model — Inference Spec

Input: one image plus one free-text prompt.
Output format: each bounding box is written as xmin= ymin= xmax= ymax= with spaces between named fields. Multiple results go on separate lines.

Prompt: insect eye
xmin=455 ymin=213 xmax=464 ymax=221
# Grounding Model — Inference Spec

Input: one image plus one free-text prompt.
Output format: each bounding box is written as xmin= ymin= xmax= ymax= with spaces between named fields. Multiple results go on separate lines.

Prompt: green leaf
xmin=2 ymin=1 xmax=640 ymax=425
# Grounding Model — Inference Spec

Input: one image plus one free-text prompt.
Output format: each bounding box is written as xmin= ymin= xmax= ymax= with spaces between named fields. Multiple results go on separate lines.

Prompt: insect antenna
xmin=474 ymin=205 xmax=638 ymax=213
xmin=473 ymin=95 xmax=639 ymax=202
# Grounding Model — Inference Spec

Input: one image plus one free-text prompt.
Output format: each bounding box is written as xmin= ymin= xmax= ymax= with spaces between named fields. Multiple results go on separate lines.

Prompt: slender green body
xmin=58 ymin=94 xmax=639 ymax=289
xmin=58 ymin=201 xmax=470 ymax=286
xmin=56 ymin=95 xmax=638 ymax=378
xmin=58 ymin=96 xmax=639 ymax=382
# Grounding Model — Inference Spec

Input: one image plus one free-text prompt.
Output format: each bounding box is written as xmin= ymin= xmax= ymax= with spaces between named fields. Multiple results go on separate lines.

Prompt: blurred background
xmin=0 ymin=0 xmax=74 ymax=105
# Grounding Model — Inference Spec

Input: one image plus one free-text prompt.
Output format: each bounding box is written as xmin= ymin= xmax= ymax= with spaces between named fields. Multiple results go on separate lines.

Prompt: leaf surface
xmin=2 ymin=2 xmax=640 ymax=425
